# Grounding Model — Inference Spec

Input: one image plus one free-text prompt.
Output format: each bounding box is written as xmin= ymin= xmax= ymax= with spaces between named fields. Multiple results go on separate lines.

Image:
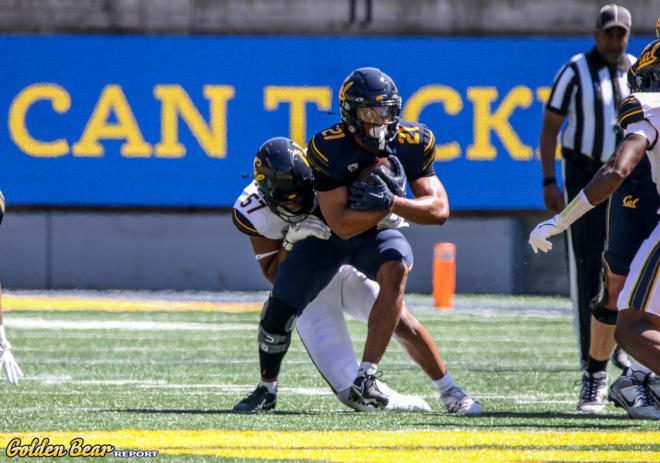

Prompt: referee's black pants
xmin=562 ymin=152 xmax=608 ymax=369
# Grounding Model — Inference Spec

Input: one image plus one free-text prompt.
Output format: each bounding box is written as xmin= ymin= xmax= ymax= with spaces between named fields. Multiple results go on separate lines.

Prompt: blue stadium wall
xmin=1 ymin=36 xmax=652 ymax=293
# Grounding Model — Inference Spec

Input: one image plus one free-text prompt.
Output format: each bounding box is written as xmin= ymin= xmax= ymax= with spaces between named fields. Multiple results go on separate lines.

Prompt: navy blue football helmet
xmin=253 ymin=137 xmax=314 ymax=223
xmin=628 ymin=39 xmax=660 ymax=93
xmin=339 ymin=67 xmax=401 ymax=151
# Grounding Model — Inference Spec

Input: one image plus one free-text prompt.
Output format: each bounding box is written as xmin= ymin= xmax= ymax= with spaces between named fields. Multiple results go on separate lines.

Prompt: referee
xmin=538 ymin=4 xmax=634 ymax=411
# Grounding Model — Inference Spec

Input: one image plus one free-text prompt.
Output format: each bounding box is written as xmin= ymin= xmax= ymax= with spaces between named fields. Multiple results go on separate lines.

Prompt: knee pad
xmin=258 ymin=297 xmax=299 ymax=353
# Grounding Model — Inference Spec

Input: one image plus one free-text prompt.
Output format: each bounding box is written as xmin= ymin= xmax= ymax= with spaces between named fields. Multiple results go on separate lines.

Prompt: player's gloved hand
xmin=1 ymin=342 xmax=23 ymax=385
xmin=283 ymin=215 xmax=331 ymax=251
xmin=528 ymin=216 xmax=567 ymax=254
xmin=349 ymin=176 xmax=394 ymax=211
xmin=375 ymin=155 xmax=407 ymax=197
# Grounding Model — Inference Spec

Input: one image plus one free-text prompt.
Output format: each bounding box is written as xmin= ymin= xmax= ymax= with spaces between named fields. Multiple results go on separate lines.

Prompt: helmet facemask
xmin=261 ymin=173 xmax=315 ymax=224
xmin=339 ymin=67 xmax=401 ymax=152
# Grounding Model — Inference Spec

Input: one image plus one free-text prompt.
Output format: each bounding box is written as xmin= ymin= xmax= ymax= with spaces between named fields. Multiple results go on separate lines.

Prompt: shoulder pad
xmin=619 ymin=96 xmax=644 ymax=129
xmin=232 ymin=208 xmax=261 ymax=237
xmin=233 ymin=182 xmax=287 ymax=239
xmin=307 ymin=125 xmax=346 ymax=177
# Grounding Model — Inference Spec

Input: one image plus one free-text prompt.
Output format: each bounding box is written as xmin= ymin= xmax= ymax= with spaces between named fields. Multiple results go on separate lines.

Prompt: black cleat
xmin=349 ymin=374 xmax=389 ymax=409
xmin=611 ymin=346 xmax=632 ymax=372
xmin=233 ymin=385 xmax=276 ymax=412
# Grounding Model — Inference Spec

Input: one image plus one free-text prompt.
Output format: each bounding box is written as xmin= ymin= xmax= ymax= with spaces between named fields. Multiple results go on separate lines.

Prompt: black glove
xmin=348 ymin=176 xmax=394 ymax=211
xmin=375 ymin=155 xmax=407 ymax=197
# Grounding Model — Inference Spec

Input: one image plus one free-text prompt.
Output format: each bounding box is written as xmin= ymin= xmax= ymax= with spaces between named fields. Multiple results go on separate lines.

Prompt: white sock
xmin=627 ymin=360 xmax=652 ymax=377
xmin=433 ymin=373 xmax=456 ymax=396
xmin=258 ymin=380 xmax=278 ymax=394
xmin=357 ymin=362 xmax=377 ymax=377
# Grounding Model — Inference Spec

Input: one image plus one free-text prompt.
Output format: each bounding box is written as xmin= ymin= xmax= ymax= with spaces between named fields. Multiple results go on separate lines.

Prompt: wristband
xmin=542 ymin=176 xmax=557 ymax=186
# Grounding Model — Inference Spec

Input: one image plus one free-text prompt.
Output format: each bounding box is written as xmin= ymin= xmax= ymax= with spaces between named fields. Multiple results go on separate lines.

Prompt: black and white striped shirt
xmin=546 ymin=48 xmax=635 ymax=162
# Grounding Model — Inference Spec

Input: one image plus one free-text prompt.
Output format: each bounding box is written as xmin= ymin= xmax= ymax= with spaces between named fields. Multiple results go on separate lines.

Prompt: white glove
xmin=283 ymin=215 xmax=331 ymax=251
xmin=1 ymin=342 xmax=23 ymax=385
xmin=528 ymin=216 xmax=566 ymax=254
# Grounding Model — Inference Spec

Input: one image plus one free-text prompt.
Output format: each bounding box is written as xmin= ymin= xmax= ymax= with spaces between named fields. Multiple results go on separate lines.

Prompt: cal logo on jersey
xmin=623 ymin=195 xmax=639 ymax=208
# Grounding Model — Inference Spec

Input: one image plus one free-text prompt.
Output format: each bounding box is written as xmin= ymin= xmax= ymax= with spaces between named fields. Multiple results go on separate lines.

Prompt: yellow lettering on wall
xmin=8 ymin=83 xmax=71 ymax=157
xmin=402 ymin=85 xmax=463 ymax=161
xmin=467 ymin=86 xmax=533 ymax=160
xmin=72 ymin=85 xmax=151 ymax=157
xmin=264 ymin=87 xmax=332 ymax=147
xmin=154 ymin=85 xmax=235 ymax=158
xmin=536 ymin=86 xmax=562 ymax=160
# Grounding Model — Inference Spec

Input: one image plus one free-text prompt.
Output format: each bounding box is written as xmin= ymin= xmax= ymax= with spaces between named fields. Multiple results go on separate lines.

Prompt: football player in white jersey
xmin=232 ymin=137 xmax=481 ymax=414
xmin=0 ymin=190 xmax=23 ymax=385
xmin=529 ymin=39 xmax=660 ymax=420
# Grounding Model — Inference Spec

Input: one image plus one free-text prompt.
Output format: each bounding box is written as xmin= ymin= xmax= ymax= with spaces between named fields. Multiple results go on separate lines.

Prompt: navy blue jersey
xmin=307 ymin=120 xmax=436 ymax=192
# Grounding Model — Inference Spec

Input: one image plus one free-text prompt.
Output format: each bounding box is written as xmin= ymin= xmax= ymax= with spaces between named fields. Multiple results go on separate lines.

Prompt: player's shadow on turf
xmin=104 ymin=408 xmax=354 ymax=415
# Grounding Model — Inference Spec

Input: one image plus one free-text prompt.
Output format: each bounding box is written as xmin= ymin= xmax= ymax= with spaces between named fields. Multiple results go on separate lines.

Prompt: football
xmin=356 ymin=157 xmax=394 ymax=185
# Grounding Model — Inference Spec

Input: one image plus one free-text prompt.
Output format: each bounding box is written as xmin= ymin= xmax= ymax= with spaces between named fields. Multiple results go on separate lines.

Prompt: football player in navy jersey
xmin=530 ymin=39 xmax=660 ymax=419
xmin=236 ymin=67 xmax=456 ymax=410
xmin=0 ymin=190 xmax=23 ymax=385
xmin=232 ymin=137 xmax=479 ymax=413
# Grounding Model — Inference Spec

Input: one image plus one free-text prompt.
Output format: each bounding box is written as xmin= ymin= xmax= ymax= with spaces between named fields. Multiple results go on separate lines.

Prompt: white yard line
xmin=4 ymin=317 xmax=257 ymax=331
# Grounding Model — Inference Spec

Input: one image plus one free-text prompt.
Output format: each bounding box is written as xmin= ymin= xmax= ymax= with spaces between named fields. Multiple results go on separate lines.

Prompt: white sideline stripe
xmin=5 ymin=317 xmax=257 ymax=331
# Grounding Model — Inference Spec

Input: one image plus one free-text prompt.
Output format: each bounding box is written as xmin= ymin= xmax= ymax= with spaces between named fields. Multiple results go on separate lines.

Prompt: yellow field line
xmin=2 ymin=295 xmax=262 ymax=312
xmin=0 ymin=430 xmax=657 ymax=462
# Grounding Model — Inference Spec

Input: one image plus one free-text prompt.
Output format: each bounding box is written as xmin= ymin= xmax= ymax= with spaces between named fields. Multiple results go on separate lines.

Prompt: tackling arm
xmin=249 ymin=235 xmax=288 ymax=284
xmin=318 ymin=187 xmax=388 ymax=239
xmin=390 ymin=175 xmax=449 ymax=225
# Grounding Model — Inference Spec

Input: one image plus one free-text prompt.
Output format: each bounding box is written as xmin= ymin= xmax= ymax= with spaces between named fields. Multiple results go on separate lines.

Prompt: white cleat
xmin=576 ymin=370 xmax=608 ymax=414
xmin=608 ymin=371 xmax=660 ymax=420
xmin=346 ymin=381 xmax=431 ymax=412
xmin=442 ymin=386 xmax=482 ymax=416
xmin=379 ymin=382 xmax=431 ymax=412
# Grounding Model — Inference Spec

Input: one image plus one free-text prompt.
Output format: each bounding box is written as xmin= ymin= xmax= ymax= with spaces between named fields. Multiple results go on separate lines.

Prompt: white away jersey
xmin=232 ymin=181 xmax=289 ymax=240
xmin=619 ymin=92 xmax=660 ymax=199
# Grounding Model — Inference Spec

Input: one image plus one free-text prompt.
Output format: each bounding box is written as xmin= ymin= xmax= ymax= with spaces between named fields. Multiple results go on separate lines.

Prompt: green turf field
xmin=0 ymin=291 xmax=658 ymax=462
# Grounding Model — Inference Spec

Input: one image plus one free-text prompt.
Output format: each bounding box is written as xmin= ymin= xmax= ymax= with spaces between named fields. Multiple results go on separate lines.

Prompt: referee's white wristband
xmin=556 ymin=190 xmax=594 ymax=229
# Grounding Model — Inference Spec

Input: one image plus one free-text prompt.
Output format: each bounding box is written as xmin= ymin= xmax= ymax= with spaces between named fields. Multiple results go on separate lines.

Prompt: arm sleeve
xmin=626 ymin=120 xmax=658 ymax=150
xmin=546 ymin=64 xmax=576 ymax=116
xmin=232 ymin=208 xmax=263 ymax=237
